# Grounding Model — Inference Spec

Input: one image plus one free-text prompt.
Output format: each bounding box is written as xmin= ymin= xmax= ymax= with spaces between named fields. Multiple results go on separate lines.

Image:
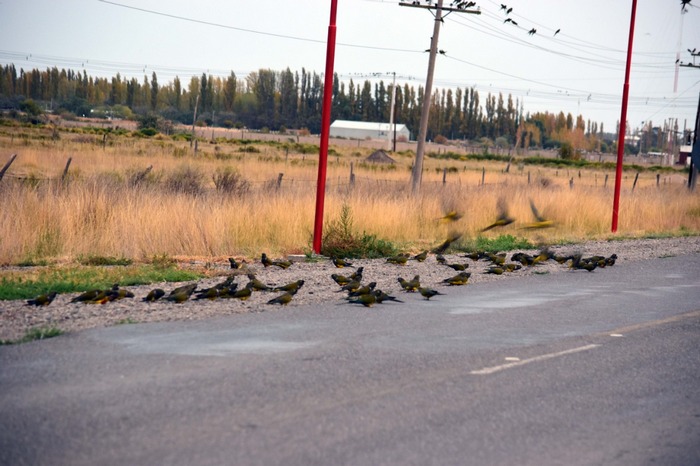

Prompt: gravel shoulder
xmin=2 ymin=236 xmax=699 ymax=342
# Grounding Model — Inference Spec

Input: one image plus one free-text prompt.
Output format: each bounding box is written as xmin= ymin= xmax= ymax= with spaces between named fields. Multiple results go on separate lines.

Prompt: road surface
xmin=1 ymin=254 xmax=699 ymax=465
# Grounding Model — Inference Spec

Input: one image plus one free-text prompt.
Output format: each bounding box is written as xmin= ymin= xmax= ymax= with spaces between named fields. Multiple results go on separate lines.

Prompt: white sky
xmin=1 ymin=0 xmax=699 ymax=133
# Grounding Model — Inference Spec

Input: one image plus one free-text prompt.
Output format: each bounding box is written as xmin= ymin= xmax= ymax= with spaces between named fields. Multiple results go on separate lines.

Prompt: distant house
xmin=365 ymin=150 xmax=396 ymax=164
xmin=330 ymin=120 xmax=411 ymax=141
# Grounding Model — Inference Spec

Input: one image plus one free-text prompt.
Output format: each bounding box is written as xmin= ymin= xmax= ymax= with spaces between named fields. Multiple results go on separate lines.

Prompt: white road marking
xmin=470 ymin=344 xmax=600 ymax=375
xmin=610 ymin=333 xmax=624 ymax=337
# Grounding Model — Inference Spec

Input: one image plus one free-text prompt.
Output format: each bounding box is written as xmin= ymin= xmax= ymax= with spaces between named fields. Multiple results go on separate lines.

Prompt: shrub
xmin=212 ymin=167 xmax=250 ymax=196
xmin=164 ymin=165 xmax=205 ymax=195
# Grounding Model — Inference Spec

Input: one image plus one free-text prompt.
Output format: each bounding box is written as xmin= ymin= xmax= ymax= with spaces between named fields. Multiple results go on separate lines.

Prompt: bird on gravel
xmin=142 ymin=288 xmax=165 ymax=302
xmin=398 ymin=275 xmax=421 ymax=292
xmin=272 ymin=259 xmax=293 ymax=269
xmin=347 ymin=282 xmax=377 ymax=297
xmin=386 ymin=254 xmax=409 ymax=265
xmin=463 ymin=250 xmax=487 ymax=261
xmin=347 ymin=293 xmax=377 ymax=308
xmin=228 ymin=257 xmax=240 ymax=269
xmin=503 ymin=263 xmax=522 ymax=272
xmin=412 ymin=251 xmax=429 ymax=262
xmin=274 ymin=279 xmax=305 ymax=294
xmin=486 ymin=252 xmax=507 ymax=265
xmin=331 ymin=273 xmax=352 ymax=287
xmin=418 ymin=287 xmax=444 ymax=300
xmin=166 ymin=283 xmax=198 ymax=303
xmin=261 ymin=253 xmax=273 ymax=267
xmin=230 ymin=282 xmax=255 ymax=300
xmin=71 ymin=289 xmax=102 ymax=303
xmin=332 ymin=257 xmax=353 ymax=268
xmin=349 ymin=267 xmax=364 ymax=281
xmin=444 ymin=262 xmax=469 ymax=271
xmin=246 ymin=274 xmax=271 ymax=291
xmin=194 ymin=288 xmax=221 ymax=300
xmin=111 ymin=287 xmax=135 ymax=300
xmin=267 ymin=292 xmax=294 ymax=305
xmin=339 ymin=280 xmax=363 ymax=293
xmin=442 ymin=271 xmax=471 ymax=286
xmin=481 ymin=198 xmax=515 ymax=232
xmin=373 ymin=289 xmax=404 ymax=304
xmin=26 ymin=291 xmax=57 ymax=306
xmin=485 ymin=266 xmax=505 ymax=275
xmin=435 ymin=254 xmax=447 ymax=265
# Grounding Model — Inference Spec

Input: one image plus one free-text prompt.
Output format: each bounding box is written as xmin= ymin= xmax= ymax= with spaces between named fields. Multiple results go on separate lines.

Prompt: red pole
xmin=612 ymin=0 xmax=638 ymax=233
xmin=312 ymin=0 xmax=338 ymax=254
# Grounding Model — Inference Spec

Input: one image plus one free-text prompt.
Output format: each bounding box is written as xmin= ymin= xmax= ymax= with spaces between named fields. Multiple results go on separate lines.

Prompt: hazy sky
xmin=1 ymin=0 xmax=699 ymax=133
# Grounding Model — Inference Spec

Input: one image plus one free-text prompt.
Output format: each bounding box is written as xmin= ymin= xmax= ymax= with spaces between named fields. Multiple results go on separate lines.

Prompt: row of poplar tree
xmin=0 ymin=64 xmax=610 ymax=150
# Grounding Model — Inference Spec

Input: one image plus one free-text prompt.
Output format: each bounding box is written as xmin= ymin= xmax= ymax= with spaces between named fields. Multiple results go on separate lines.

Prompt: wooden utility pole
xmin=190 ymin=94 xmax=199 ymax=150
xmin=400 ymin=1 xmax=480 ymax=193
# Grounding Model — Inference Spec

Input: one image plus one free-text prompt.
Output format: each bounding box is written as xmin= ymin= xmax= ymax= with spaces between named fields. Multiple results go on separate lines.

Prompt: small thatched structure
xmin=365 ymin=150 xmax=396 ymax=164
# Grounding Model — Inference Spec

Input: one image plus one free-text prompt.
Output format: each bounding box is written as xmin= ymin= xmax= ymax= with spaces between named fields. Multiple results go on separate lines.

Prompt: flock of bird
xmin=23 ymin=197 xmax=614 ymax=309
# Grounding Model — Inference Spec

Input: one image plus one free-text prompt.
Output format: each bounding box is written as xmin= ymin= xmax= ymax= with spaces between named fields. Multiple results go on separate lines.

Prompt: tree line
xmin=1 ymin=64 xmax=617 ymax=152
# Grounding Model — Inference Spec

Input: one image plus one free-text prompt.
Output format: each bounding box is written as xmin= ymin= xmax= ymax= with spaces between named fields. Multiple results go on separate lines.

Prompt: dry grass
xmin=0 ymin=125 xmax=698 ymax=265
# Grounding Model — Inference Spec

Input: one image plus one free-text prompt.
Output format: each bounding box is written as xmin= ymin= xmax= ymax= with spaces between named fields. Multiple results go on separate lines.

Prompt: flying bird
xmin=554 ymin=28 xmax=561 ymax=36
xmin=522 ymin=199 xmax=554 ymax=229
xmin=500 ymin=4 xmax=507 ymax=10
xmin=481 ymin=198 xmax=515 ymax=232
xmin=528 ymin=28 xmax=537 ymax=35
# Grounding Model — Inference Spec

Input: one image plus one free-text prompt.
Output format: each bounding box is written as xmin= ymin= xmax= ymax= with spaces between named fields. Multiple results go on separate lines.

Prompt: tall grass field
xmin=1 ymin=122 xmax=698 ymax=265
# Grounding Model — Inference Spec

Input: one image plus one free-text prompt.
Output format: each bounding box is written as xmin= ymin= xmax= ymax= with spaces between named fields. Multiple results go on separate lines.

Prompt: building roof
xmin=365 ymin=150 xmax=396 ymax=164
xmin=330 ymin=120 xmax=408 ymax=132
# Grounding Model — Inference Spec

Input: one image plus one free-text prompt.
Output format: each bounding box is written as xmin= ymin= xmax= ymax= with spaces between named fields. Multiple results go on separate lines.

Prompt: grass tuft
xmin=0 ymin=327 xmax=64 ymax=345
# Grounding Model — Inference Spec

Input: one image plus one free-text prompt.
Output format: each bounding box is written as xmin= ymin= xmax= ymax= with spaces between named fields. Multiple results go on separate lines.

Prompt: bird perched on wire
xmin=522 ymin=199 xmax=554 ymax=229
xmin=143 ymin=288 xmax=165 ymax=302
xmin=418 ymin=287 xmax=444 ymax=300
xmin=442 ymin=271 xmax=471 ymax=286
xmin=481 ymin=198 xmax=515 ymax=232
xmin=398 ymin=275 xmax=421 ymax=292
xmin=432 ymin=232 xmax=463 ymax=254
xmin=332 ymin=257 xmax=353 ymax=268
xmin=267 ymin=292 xmax=294 ymax=305
xmin=274 ymin=279 xmax=305 ymax=294
xmin=26 ymin=291 xmax=57 ymax=306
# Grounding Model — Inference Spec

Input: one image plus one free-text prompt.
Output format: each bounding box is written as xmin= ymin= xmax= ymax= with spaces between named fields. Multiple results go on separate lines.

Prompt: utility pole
xmin=679 ymin=48 xmax=700 ymax=190
xmin=400 ymin=1 xmax=480 ymax=193
xmin=387 ymin=71 xmax=396 ymax=151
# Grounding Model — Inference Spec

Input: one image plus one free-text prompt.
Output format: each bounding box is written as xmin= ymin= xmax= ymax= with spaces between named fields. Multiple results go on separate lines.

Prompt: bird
xmin=272 ymin=259 xmax=292 ymax=269
xmin=347 ymin=293 xmax=377 ymax=308
xmin=522 ymin=199 xmax=554 ymax=229
xmin=331 ymin=273 xmax=352 ymax=287
xmin=267 ymin=292 xmax=293 ymax=305
xmin=463 ymin=250 xmax=486 ymax=261
xmin=481 ymin=198 xmax=515 ymax=232
xmin=332 ymin=257 xmax=353 ymax=268
xmin=339 ymin=280 xmax=363 ymax=293
xmin=528 ymin=28 xmax=537 ymax=35
xmin=506 ymin=7 xmax=512 ymax=14
xmin=503 ymin=263 xmax=522 ymax=272
xmin=386 ymin=254 xmax=409 ymax=265
xmin=142 ymin=288 xmax=165 ymax=302
xmin=169 ymin=283 xmax=197 ymax=297
xmin=348 ymin=282 xmax=377 ymax=297
xmin=432 ymin=232 xmax=462 ymax=254
xmin=605 ymin=254 xmax=618 ymax=266
xmin=261 ymin=253 xmax=273 ymax=267
xmin=373 ymin=289 xmax=404 ymax=304
xmin=349 ymin=267 xmax=364 ymax=281
xmin=398 ymin=275 xmax=420 ymax=292
xmin=247 ymin=274 xmax=271 ymax=291
xmin=418 ymin=287 xmax=443 ymax=300
xmin=438 ymin=210 xmax=463 ymax=223
xmin=443 ymin=271 xmax=471 ymax=286
xmin=413 ymin=251 xmax=429 ymax=262
xmin=194 ymin=288 xmax=221 ymax=300
xmin=228 ymin=257 xmax=240 ymax=269
xmin=485 ymin=266 xmax=504 ymax=275
xmin=511 ymin=252 xmax=535 ymax=266
xmin=111 ymin=287 xmax=135 ymax=300
xmin=554 ymin=28 xmax=561 ymax=36
xmin=273 ymin=279 xmax=305 ymax=294
xmin=26 ymin=291 xmax=57 ymax=306
xmin=436 ymin=254 xmax=447 ymax=264
xmin=500 ymin=3 xmax=507 ymax=10
xmin=485 ymin=252 xmax=507 ymax=265
xmin=230 ymin=282 xmax=255 ymax=300
xmin=444 ymin=263 xmax=469 ymax=271
xmin=71 ymin=289 xmax=102 ymax=303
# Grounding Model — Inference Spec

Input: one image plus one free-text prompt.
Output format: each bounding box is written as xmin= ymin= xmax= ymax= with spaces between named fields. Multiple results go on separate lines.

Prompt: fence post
xmin=349 ymin=162 xmax=355 ymax=187
xmin=61 ymin=157 xmax=72 ymax=182
xmin=442 ymin=167 xmax=447 ymax=185
xmin=656 ymin=173 xmax=660 ymax=187
xmin=0 ymin=153 xmax=17 ymax=184
xmin=528 ymin=171 xmax=531 ymax=185
xmin=569 ymin=177 xmax=574 ymax=189
xmin=276 ymin=173 xmax=284 ymax=190
xmin=632 ymin=172 xmax=639 ymax=191
xmin=481 ymin=167 xmax=485 ymax=186
xmin=604 ymin=174 xmax=609 ymax=188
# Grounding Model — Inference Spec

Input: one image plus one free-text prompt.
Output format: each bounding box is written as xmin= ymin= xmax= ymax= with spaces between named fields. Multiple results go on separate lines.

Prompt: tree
xmin=150 ymin=72 xmax=158 ymax=111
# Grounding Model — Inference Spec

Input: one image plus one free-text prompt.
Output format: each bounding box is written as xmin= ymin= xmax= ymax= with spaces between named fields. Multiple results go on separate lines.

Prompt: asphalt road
xmin=1 ymin=254 xmax=699 ymax=466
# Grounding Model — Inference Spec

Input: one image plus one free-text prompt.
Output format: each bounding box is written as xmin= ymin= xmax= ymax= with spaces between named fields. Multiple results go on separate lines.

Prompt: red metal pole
xmin=312 ymin=0 xmax=338 ymax=254
xmin=612 ymin=0 xmax=638 ymax=233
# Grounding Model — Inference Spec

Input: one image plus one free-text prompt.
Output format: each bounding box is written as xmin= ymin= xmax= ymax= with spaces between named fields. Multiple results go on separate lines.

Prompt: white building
xmin=330 ymin=120 xmax=411 ymax=141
